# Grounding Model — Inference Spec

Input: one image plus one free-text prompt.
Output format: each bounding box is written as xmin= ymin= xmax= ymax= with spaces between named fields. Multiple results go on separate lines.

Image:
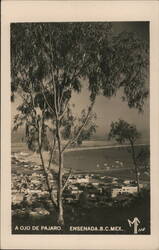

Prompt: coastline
xmin=65 ymin=143 xmax=149 ymax=153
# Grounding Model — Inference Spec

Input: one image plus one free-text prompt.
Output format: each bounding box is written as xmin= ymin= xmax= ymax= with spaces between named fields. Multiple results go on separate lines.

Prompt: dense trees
xmin=11 ymin=22 xmax=149 ymax=224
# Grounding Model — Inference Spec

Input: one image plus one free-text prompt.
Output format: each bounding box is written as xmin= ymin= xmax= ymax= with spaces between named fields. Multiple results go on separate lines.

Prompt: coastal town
xmin=12 ymin=151 xmax=150 ymax=217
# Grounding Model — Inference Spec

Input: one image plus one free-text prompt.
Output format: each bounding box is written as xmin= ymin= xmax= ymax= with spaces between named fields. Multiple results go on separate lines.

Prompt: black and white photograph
xmin=11 ymin=21 xmax=150 ymax=235
xmin=1 ymin=1 xmax=159 ymax=249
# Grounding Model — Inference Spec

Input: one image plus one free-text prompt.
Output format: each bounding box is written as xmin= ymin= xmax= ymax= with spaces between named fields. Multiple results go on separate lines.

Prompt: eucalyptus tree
xmin=108 ymin=119 xmax=142 ymax=193
xmin=136 ymin=146 xmax=150 ymax=171
xmin=63 ymin=109 xmax=97 ymax=146
xmin=11 ymin=22 xmax=149 ymax=225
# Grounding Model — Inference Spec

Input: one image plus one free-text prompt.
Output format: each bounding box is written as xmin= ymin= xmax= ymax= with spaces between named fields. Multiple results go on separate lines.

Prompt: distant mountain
xmin=11 ymin=127 xmax=149 ymax=145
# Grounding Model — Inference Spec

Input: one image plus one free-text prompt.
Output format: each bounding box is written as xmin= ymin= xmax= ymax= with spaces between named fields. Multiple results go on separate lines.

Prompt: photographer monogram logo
xmin=128 ymin=217 xmax=145 ymax=234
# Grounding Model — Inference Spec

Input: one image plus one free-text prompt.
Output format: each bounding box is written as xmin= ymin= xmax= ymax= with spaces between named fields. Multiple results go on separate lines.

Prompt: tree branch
xmin=59 ymin=65 xmax=81 ymax=108
xmin=38 ymin=25 xmax=58 ymax=119
xmin=19 ymin=92 xmax=38 ymax=124
xmin=62 ymin=168 xmax=72 ymax=193
xmin=59 ymin=99 xmax=70 ymax=121
xmin=48 ymin=24 xmax=59 ymax=119
xmin=37 ymin=120 xmax=58 ymax=208
xmin=62 ymin=101 xmax=95 ymax=152
xmin=40 ymin=80 xmax=56 ymax=116
xmin=48 ymin=137 xmax=56 ymax=169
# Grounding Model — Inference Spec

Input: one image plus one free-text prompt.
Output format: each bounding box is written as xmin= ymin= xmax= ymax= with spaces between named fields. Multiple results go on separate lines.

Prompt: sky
xmin=71 ymin=80 xmax=149 ymax=140
xmin=11 ymin=22 xmax=149 ymax=142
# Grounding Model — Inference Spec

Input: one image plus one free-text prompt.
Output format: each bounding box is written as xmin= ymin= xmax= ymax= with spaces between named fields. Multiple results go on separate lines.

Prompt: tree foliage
xmin=108 ymin=119 xmax=141 ymax=144
xmin=108 ymin=119 xmax=144 ymax=193
xmin=11 ymin=23 xmax=148 ymax=110
xmin=61 ymin=107 xmax=97 ymax=146
xmin=11 ymin=22 xmax=149 ymax=224
xmin=136 ymin=146 xmax=150 ymax=170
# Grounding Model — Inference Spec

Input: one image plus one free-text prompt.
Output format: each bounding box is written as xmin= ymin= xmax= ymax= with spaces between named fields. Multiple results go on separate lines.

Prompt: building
xmin=69 ymin=175 xmax=90 ymax=184
xmin=112 ymin=186 xmax=138 ymax=198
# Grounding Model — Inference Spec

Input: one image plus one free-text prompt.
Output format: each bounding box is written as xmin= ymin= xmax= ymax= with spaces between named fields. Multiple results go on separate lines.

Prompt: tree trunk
xmin=38 ymin=119 xmax=58 ymax=208
xmin=39 ymin=146 xmax=58 ymax=208
xmin=56 ymin=120 xmax=64 ymax=225
xmin=57 ymin=151 xmax=64 ymax=225
xmin=130 ymin=141 xmax=140 ymax=193
xmin=134 ymin=164 xmax=140 ymax=193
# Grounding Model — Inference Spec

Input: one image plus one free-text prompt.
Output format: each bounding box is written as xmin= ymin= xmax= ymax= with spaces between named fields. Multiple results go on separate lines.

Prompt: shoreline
xmin=65 ymin=143 xmax=149 ymax=153
xmin=11 ymin=142 xmax=149 ymax=154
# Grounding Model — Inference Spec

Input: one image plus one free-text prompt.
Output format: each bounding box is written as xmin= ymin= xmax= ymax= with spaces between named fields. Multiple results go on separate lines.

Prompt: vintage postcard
xmin=1 ymin=1 xmax=159 ymax=249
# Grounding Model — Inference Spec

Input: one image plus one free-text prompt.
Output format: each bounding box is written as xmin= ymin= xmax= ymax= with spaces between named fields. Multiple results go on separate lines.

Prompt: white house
xmin=123 ymin=180 xmax=132 ymax=185
xmin=69 ymin=176 xmax=90 ymax=184
xmin=112 ymin=186 xmax=138 ymax=198
xmin=92 ymin=182 xmax=99 ymax=187
xmin=78 ymin=177 xmax=89 ymax=183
